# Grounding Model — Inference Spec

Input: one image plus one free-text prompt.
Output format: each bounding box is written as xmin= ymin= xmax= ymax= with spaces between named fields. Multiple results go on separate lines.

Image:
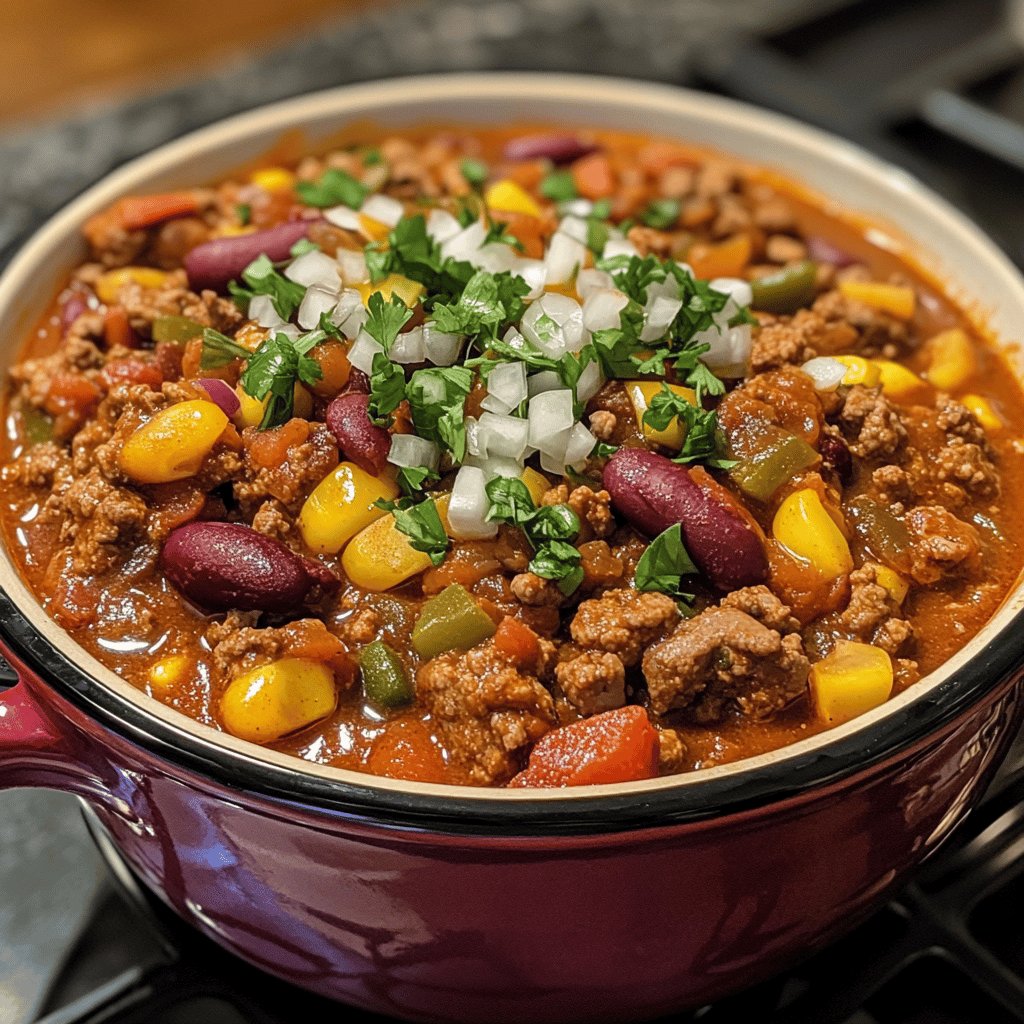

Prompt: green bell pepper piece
xmin=152 ymin=315 xmax=204 ymax=344
xmin=21 ymin=406 xmax=54 ymax=445
xmin=411 ymin=584 xmax=496 ymax=660
xmin=750 ymin=260 xmax=817 ymax=314
xmin=730 ymin=431 xmax=819 ymax=502
xmin=846 ymin=496 xmax=911 ymax=564
xmin=359 ymin=641 xmax=413 ymax=708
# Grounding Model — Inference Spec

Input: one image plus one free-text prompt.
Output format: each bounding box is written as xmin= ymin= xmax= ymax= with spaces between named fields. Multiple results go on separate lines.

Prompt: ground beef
xmin=555 ymin=650 xmax=626 ymax=715
xmin=416 ymin=640 xmax=557 ymax=785
xmin=750 ymin=308 xmax=858 ymax=373
xmin=905 ymin=505 xmax=980 ymax=585
xmin=335 ymin=606 xmax=381 ymax=647
xmin=837 ymin=564 xmax=913 ymax=656
xmin=642 ymin=586 xmax=809 ymax=720
xmin=208 ymin=616 xmax=351 ymax=681
xmin=812 ymin=289 xmax=909 ymax=356
xmin=82 ymin=210 xmax=147 ymax=267
xmin=570 ymin=588 xmax=680 ymax=667
xmin=871 ymin=464 xmax=913 ymax=504
xmin=118 ymin=274 xmax=244 ymax=337
xmin=626 ymin=225 xmax=674 ymax=258
xmin=588 ymin=409 xmax=616 ymax=440
xmin=510 ymin=571 xmax=564 ymax=607
xmin=929 ymin=396 xmax=998 ymax=499
xmin=567 ymin=485 xmax=615 ymax=540
xmin=250 ymin=499 xmax=298 ymax=547
xmin=838 ymin=385 xmax=908 ymax=459
xmin=1 ymin=441 xmax=71 ymax=489
xmin=10 ymin=336 xmax=106 ymax=414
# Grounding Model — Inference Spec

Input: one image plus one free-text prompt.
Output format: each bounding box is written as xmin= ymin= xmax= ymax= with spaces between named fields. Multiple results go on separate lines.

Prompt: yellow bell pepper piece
xmin=960 ymin=393 xmax=1003 ymax=433
xmin=299 ymin=461 xmax=398 ymax=554
xmin=250 ymin=167 xmax=296 ymax=192
xmin=148 ymin=654 xmax=191 ymax=696
xmin=234 ymin=384 xmax=312 ymax=428
xmin=96 ymin=267 xmax=170 ymax=305
xmin=837 ymin=281 xmax=916 ymax=320
xmin=871 ymin=564 xmax=909 ymax=605
xmin=358 ymin=213 xmax=391 ymax=242
xmin=214 ymin=224 xmax=256 ymax=238
xmin=810 ymin=640 xmax=894 ymax=726
xmin=521 ymin=467 xmax=550 ymax=506
xmin=834 ymin=355 xmax=881 ymax=388
xmin=357 ymin=273 xmax=425 ymax=308
xmin=120 ymin=400 xmax=228 ymax=484
xmin=772 ymin=488 xmax=853 ymax=579
xmin=342 ymin=495 xmax=451 ymax=591
xmin=221 ymin=658 xmax=337 ymax=744
xmin=484 ymin=179 xmax=542 ymax=219
xmin=624 ymin=381 xmax=698 ymax=450
xmin=873 ymin=359 xmax=929 ymax=402
xmin=924 ymin=328 xmax=977 ymax=392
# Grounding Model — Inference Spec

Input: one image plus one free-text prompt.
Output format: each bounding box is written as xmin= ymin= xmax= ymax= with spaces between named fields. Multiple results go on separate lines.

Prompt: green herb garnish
xmin=391 ymin=497 xmax=449 ymax=566
xmin=200 ymin=327 xmax=251 ymax=369
xmin=296 ymin=168 xmax=368 ymax=209
xmin=540 ymin=170 xmax=577 ymax=203
xmin=460 ymin=158 xmax=489 ymax=189
xmin=634 ymin=523 xmax=698 ymax=600
xmin=640 ymin=198 xmax=681 ymax=230
xmin=239 ymin=330 xmax=324 ymax=429
xmin=406 ymin=365 xmax=474 ymax=463
xmin=227 ymin=253 xmax=306 ymax=320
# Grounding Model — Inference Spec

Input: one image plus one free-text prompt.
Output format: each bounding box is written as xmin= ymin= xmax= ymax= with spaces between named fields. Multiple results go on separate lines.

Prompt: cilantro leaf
xmin=368 ymin=352 xmax=406 ymax=427
xmin=641 ymin=198 xmax=681 ymax=230
xmin=363 ymin=291 xmax=412 ymax=353
xmin=430 ymin=269 xmax=529 ymax=342
xmin=235 ymin=203 xmax=251 ymax=226
xmin=362 ymin=148 xmax=384 ymax=166
xmin=484 ymin=476 xmax=536 ymax=526
xmin=642 ymin=383 xmax=695 ymax=432
xmin=290 ymin=238 xmax=320 ymax=258
xmin=529 ymin=540 xmax=584 ymax=595
xmin=296 ymin=168 xmax=368 ymax=209
xmin=634 ymin=523 xmax=698 ymax=598
xmin=483 ymin=220 xmax=524 ymax=251
xmin=200 ymin=327 xmax=250 ymax=369
xmin=391 ymin=498 xmax=449 ymax=566
xmin=528 ymin=504 xmax=580 ymax=541
xmin=590 ymin=198 xmax=612 ymax=220
xmin=239 ymin=329 xmax=323 ymax=429
xmin=585 ymin=217 xmax=610 ymax=255
xmin=407 ymin=366 xmax=473 ymax=463
xmin=396 ymin=464 xmax=440 ymax=497
xmin=228 ymin=253 xmax=307 ymax=320
xmin=540 ymin=170 xmax=577 ymax=202
xmin=460 ymin=158 xmax=489 ymax=189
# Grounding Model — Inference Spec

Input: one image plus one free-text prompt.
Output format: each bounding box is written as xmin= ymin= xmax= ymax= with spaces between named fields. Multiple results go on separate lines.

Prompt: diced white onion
xmin=329 ymin=290 xmax=366 ymax=338
xmin=249 ymin=294 xmax=286 ymax=329
xmin=464 ymin=454 xmax=525 ymax=480
xmin=465 ymin=416 xmax=481 ymax=457
xmin=576 ymin=358 xmax=604 ymax=404
xmin=801 ymin=356 xmax=848 ymax=392
xmin=324 ymin=205 xmax=362 ymax=231
xmin=275 ymin=323 xmax=300 ymax=341
xmin=336 ymin=248 xmax=369 ymax=286
xmin=582 ymin=288 xmax=628 ymax=332
xmin=360 ymin=194 xmax=404 ymax=228
xmin=527 ymin=370 xmax=561 ymax=396
xmin=441 ymin=220 xmax=487 ymax=263
xmin=558 ymin=199 xmax=593 ymax=218
xmin=710 ymin=277 xmax=753 ymax=309
xmin=540 ymin=447 xmax=569 ymax=475
xmin=347 ymin=328 xmax=384 ymax=375
xmin=512 ymin=258 xmax=548 ymax=300
xmin=297 ymin=286 xmax=340 ymax=331
xmin=520 ymin=293 xmax=586 ymax=356
xmin=390 ymin=325 xmax=425 ymax=364
xmin=475 ymin=242 xmax=519 ymax=273
xmin=426 ymin=208 xmax=463 ymax=244
xmin=284 ymin=250 xmax=341 ymax=290
xmin=602 ymin=237 xmax=639 ymax=260
xmin=387 ymin=433 xmax=439 ymax=471
xmin=564 ymin=422 xmax=597 ymax=470
xmin=640 ymin=293 xmax=683 ymax=342
xmin=448 ymin=466 xmax=498 ymax=540
xmin=487 ymin=362 xmax=528 ymax=410
xmin=423 ymin=324 xmax=462 ymax=366
xmin=477 ymin=412 xmax=530 ymax=460
xmin=528 ymin=389 xmax=575 ymax=456
xmin=576 ymin=268 xmax=614 ymax=300
xmin=544 ymin=231 xmax=587 ymax=285
xmin=698 ymin=323 xmax=753 ymax=378
xmin=556 ymin=215 xmax=589 ymax=245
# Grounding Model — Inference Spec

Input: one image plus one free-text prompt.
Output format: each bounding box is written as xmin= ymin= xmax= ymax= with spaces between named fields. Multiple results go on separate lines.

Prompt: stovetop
xmin=6 ymin=0 xmax=1024 ymax=1021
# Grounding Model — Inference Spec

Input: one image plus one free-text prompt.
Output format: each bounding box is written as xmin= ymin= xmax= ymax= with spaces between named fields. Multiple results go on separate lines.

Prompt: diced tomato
xmin=509 ymin=706 xmax=660 ymax=788
xmin=118 ymin=192 xmax=200 ymax=230
xmin=367 ymin=719 xmax=449 ymax=784
xmin=493 ymin=616 xmax=541 ymax=668
xmin=500 ymin=211 xmax=546 ymax=259
xmin=43 ymin=374 xmax=101 ymax=436
xmin=103 ymin=307 xmax=139 ymax=349
xmin=572 ymin=152 xmax=615 ymax=200
xmin=101 ymin=359 xmax=164 ymax=390
xmin=245 ymin=418 xmax=309 ymax=468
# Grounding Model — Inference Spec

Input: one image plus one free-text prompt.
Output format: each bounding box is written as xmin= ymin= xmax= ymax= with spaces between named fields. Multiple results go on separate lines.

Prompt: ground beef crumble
xmin=570 ymin=588 xmax=680 ymax=667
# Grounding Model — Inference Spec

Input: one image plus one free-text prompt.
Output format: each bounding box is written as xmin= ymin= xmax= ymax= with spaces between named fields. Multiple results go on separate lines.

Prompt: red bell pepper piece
xmin=509 ymin=705 xmax=660 ymax=788
xmin=493 ymin=616 xmax=541 ymax=669
xmin=119 ymin=192 xmax=199 ymax=230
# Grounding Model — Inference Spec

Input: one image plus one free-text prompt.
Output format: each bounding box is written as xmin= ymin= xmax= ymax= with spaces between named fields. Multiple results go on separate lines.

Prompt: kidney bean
xmin=603 ymin=447 xmax=767 ymax=590
xmin=60 ymin=294 xmax=88 ymax=335
xmin=325 ymin=393 xmax=391 ymax=475
xmin=818 ymin=432 xmax=854 ymax=485
xmin=502 ymin=133 xmax=599 ymax=165
xmin=160 ymin=522 xmax=338 ymax=613
xmin=341 ymin=368 xmax=371 ymax=395
xmin=806 ymin=235 xmax=856 ymax=268
xmin=184 ymin=220 xmax=317 ymax=292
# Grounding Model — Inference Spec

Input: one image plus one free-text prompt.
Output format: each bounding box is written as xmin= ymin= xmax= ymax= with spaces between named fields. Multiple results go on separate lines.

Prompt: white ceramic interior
xmin=1 ymin=73 xmax=1022 ymax=802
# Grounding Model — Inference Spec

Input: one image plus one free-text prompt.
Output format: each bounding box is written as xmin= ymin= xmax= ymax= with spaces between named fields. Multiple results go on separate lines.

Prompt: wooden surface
xmin=2 ymin=0 xmax=373 ymax=124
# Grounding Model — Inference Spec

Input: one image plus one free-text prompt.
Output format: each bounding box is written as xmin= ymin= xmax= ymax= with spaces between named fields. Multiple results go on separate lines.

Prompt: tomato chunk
xmin=509 ymin=706 xmax=659 ymax=788
xmin=368 ymin=719 xmax=448 ymax=784
xmin=493 ymin=615 xmax=541 ymax=669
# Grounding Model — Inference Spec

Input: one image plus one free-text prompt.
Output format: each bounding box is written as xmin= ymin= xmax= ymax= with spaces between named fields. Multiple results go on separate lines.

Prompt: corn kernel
xmin=925 ymin=328 xmax=977 ymax=391
xmin=624 ymin=380 xmax=698 ymax=450
xmin=837 ymin=281 xmax=916 ymax=320
xmin=299 ymin=461 xmax=398 ymax=554
xmin=772 ymin=488 xmax=853 ymax=580
xmin=484 ymin=179 xmax=542 ymax=219
xmin=874 ymin=359 xmax=929 ymax=403
xmin=960 ymin=393 xmax=1003 ymax=433
xmin=810 ymin=640 xmax=894 ymax=726
xmin=96 ymin=267 xmax=169 ymax=305
xmin=343 ymin=494 xmax=451 ymax=591
xmin=148 ymin=654 xmax=190 ymax=695
xmin=250 ymin=167 xmax=296 ymax=193
xmin=221 ymin=658 xmax=336 ymax=744
xmin=357 ymin=273 xmax=425 ymax=309
xmin=521 ymin=467 xmax=550 ymax=506
xmin=120 ymin=400 xmax=228 ymax=484
xmin=834 ymin=355 xmax=881 ymax=388
xmin=871 ymin=564 xmax=909 ymax=605
xmin=214 ymin=224 xmax=256 ymax=238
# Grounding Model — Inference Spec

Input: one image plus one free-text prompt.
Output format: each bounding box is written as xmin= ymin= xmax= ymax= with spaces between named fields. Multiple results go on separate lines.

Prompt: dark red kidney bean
xmin=806 ymin=235 xmax=856 ymax=268
xmin=341 ymin=368 xmax=371 ymax=395
xmin=325 ymin=393 xmax=391 ymax=475
xmin=502 ymin=133 xmax=599 ymax=165
xmin=818 ymin=432 xmax=854 ymax=485
xmin=160 ymin=522 xmax=338 ymax=613
xmin=184 ymin=220 xmax=317 ymax=292
xmin=60 ymin=294 xmax=88 ymax=335
xmin=603 ymin=447 xmax=768 ymax=590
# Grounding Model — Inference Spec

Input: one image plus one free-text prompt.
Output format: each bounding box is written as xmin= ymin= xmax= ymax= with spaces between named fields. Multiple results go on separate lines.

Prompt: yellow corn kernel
xmin=221 ymin=658 xmax=336 ymax=744
xmin=837 ymin=281 xmax=916 ymax=320
xmin=960 ymin=393 xmax=1003 ymax=433
xmin=871 ymin=564 xmax=909 ymax=605
xmin=521 ymin=467 xmax=550 ymax=506
xmin=120 ymin=400 xmax=228 ymax=484
xmin=810 ymin=640 xmax=894 ymax=726
xmin=924 ymin=328 xmax=977 ymax=392
xmin=342 ymin=495 xmax=451 ymax=591
xmin=299 ymin=461 xmax=398 ymax=554
xmin=250 ymin=167 xmax=296 ymax=192
xmin=772 ymin=488 xmax=853 ymax=580
xmin=624 ymin=381 xmax=698 ymax=450
xmin=358 ymin=213 xmax=391 ymax=242
xmin=148 ymin=654 xmax=190 ymax=695
xmin=214 ymin=224 xmax=256 ymax=238
xmin=233 ymin=384 xmax=313 ymax=428
xmin=484 ymin=179 xmax=542 ymax=219
xmin=357 ymin=273 xmax=425 ymax=308
xmin=834 ymin=355 xmax=881 ymax=388
xmin=873 ymin=359 xmax=929 ymax=403
xmin=95 ymin=267 xmax=169 ymax=305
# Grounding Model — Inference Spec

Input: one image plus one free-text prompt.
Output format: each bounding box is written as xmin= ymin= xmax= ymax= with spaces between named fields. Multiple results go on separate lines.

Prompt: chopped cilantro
xmin=365 ymin=215 xmax=475 ymax=301
xmin=239 ymin=329 xmax=324 ymax=429
xmin=460 ymin=158 xmax=489 ymax=189
xmin=590 ymin=198 xmax=612 ymax=220
xmin=368 ymin=352 xmax=406 ymax=427
xmin=585 ymin=217 xmax=610 ymax=255
xmin=396 ymin=464 xmax=440 ymax=497
xmin=591 ymin=440 xmax=618 ymax=459
xmin=362 ymin=148 xmax=384 ymax=166
xmin=540 ymin=170 xmax=577 ymax=203
xmin=529 ymin=541 xmax=584 ymax=595
xmin=528 ymin=504 xmax=580 ymax=541
xmin=483 ymin=220 xmax=525 ymax=251
xmin=363 ymin=291 xmax=412 ymax=353
xmin=227 ymin=253 xmax=306 ymax=320
xmin=290 ymin=238 xmax=320 ymax=258
xmin=391 ymin=497 xmax=449 ymax=566
xmin=406 ymin=366 xmax=473 ymax=463
xmin=296 ymin=168 xmax=368 ymax=209
xmin=430 ymin=269 xmax=529 ymax=342
xmin=235 ymin=203 xmax=252 ymax=226
xmin=484 ymin=476 xmax=536 ymax=527
xmin=200 ymin=328 xmax=250 ymax=369
xmin=641 ymin=198 xmax=681 ymax=230
xmin=641 ymin=383 xmax=733 ymax=467
xmin=634 ymin=523 xmax=698 ymax=599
